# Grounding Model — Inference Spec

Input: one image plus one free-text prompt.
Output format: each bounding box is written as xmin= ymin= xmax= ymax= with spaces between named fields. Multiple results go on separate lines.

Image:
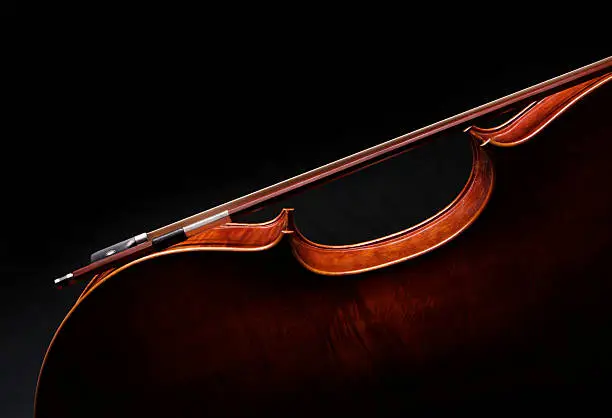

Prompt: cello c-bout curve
xmin=77 ymin=71 xmax=612 ymax=286
xmin=162 ymin=138 xmax=494 ymax=276
xmin=466 ymin=73 xmax=612 ymax=147
xmin=287 ymin=138 xmax=494 ymax=275
xmin=103 ymin=138 xmax=493 ymax=278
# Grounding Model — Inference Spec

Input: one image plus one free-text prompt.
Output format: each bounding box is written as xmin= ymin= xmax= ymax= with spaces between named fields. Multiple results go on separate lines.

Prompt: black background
xmin=1 ymin=41 xmax=609 ymax=417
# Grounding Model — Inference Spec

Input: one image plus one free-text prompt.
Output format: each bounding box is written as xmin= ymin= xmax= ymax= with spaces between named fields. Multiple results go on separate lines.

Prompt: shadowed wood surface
xmin=36 ymin=84 xmax=611 ymax=417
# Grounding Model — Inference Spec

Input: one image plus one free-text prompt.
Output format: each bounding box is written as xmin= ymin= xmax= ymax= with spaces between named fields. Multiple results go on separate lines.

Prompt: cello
xmin=36 ymin=57 xmax=612 ymax=416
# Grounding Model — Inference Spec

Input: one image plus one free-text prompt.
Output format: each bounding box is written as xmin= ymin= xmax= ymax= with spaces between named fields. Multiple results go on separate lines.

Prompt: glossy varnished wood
xmin=288 ymin=139 xmax=493 ymax=274
xmin=146 ymin=59 xmax=611 ymax=239
xmin=159 ymin=139 xmax=492 ymax=277
xmin=56 ymin=63 xmax=612 ymax=287
xmin=177 ymin=212 xmax=291 ymax=250
xmin=80 ymin=71 xmax=611 ymax=291
xmin=80 ymin=214 xmax=291 ymax=295
xmin=466 ymin=73 xmax=612 ymax=146
xmin=35 ymin=84 xmax=612 ymax=417
xmin=82 ymin=139 xmax=490 ymax=287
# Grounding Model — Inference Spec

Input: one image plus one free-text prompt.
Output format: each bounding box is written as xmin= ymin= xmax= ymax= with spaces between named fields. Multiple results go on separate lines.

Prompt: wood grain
xmin=35 ymin=75 xmax=612 ymax=418
xmin=287 ymin=139 xmax=493 ymax=274
xmin=77 ymin=72 xmax=611 ymax=294
xmin=466 ymin=73 xmax=611 ymax=146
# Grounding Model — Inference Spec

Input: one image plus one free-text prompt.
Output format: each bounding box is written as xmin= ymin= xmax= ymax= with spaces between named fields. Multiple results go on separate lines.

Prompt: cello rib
xmin=77 ymin=70 xmax=612 ymax=291
xmin=126 ymin=138 xmax=490 ymax=277
xmin=466 ymin=73 xmax=612 ymax=147
xmin=287 ymin=138 xmax=494 ymax=274
xmin=82 ymin=67 xmax=609 ymax=284
xmin=156 ymin=139 xmax=493 ymax=276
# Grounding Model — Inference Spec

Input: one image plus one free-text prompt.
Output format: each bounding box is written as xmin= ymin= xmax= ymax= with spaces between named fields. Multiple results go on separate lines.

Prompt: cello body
xmin=35 ymin=80 xmax=612 ymax=416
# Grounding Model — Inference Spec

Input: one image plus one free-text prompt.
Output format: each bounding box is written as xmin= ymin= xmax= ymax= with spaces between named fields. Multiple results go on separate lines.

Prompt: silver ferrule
xmin=134 ymin=233 xmax=148 ymax=244
xmin=183 ymin=210 xmax=229 ymax=235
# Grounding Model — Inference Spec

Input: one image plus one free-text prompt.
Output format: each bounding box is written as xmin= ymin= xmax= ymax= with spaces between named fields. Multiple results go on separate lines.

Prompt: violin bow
xmin=54 ymin=56 xmax=612 ymax=287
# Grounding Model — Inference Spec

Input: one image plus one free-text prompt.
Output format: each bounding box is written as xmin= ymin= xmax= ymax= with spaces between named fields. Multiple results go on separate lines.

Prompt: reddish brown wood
xmin=60 ymin=64 xmax=612 ymax=288
xmin=84 ymin=139 xmax=489 ymax=280
xmin=78 ymin=70 xmax=610 ymax=289
xmin=34 ymin=84 xmax=612 ymax=416
xmin=176 ymin=211 xmax=291 ymax=250
xmin=79 ymin=213 xmax=293 ymax=296
xmin=288 ymin=139 xmax=493 ymax=274
xmin=35 ymin=70 xmax=612 ymax=417
xmin=71 ymin=241 xmax=152 ymax=280
xmin=466 ymin=73 xmax=612 ymax=146
xmin=148 ymin=59 xmax=612 ymax=240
